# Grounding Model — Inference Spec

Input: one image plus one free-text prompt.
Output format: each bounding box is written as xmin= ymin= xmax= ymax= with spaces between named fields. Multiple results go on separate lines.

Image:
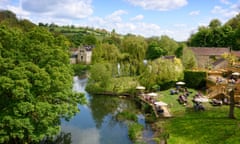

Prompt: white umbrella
xmin=176 ymin=81 xmax=186 ymax=85
xmin=136 ymin=86 xmax=145 ymax=90
xmin=147 ymin=92 xmax=158 ymax=97
xmin=154 ymin=101 xmax=168 ymax=106
xmin=194 ymin=98 xmax=209 ymax=103
xmin=232 ymin=72 xmax=240 ymax=76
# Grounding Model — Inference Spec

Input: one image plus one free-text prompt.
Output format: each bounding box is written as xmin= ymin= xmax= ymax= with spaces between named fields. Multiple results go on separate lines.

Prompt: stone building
xmin=70 ymin=46 xmax=94 ymax=64
xmin=190 ymin=47 xmax=230 ymax=69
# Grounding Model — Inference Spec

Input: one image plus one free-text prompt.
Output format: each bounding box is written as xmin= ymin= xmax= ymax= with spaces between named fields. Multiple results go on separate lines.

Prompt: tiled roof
xmin=83 ymin=45 xmax=94 ymax=51
xmin=162 ymin=55 xmax=175 ymax=59
xmin=212 ymin=58 xmax=226 ymax=66
xmin=231 ymin=50 xmax=240 ymax=57
xmin=190 ymin=47 xmax=230 ymax=56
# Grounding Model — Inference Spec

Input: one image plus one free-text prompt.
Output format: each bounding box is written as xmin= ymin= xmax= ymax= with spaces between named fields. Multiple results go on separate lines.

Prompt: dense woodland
xmin=0 ymin=10 xmax=240 ymax=143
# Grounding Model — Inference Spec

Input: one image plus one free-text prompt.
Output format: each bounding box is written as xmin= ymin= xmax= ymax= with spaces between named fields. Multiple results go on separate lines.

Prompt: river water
xmin=59 ymin=77 xmax=155 ymax=144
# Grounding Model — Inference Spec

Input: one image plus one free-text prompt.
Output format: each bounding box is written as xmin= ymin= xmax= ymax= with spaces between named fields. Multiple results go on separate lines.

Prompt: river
xmin=59 ymin=76 xmax=155 ymax=144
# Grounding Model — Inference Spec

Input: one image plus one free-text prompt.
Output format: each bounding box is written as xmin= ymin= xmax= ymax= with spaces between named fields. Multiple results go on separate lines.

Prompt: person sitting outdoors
xmin=156 ymin=105 xmax=164 ymax=114
xmin=177 ymin=95 xmax=187 ymax=105
xmin=210 ymin=99 xmax=223 ymax=106
xmin=194 ymin=102 xmax=205 ymax=111
xmin=170 ymin=89 xmax=179 ymax=95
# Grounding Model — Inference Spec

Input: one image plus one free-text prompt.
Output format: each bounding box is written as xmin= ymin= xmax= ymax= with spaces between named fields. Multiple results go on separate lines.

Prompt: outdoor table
xmin=194 ymin=97 xmax=209 ymax=103
xmin=154 ymin=101 xmax=168 ymax=106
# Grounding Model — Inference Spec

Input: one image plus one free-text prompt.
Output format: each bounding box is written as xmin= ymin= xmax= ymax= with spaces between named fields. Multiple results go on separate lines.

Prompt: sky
xmin=0 ymin=0 xmax=239 ymax=41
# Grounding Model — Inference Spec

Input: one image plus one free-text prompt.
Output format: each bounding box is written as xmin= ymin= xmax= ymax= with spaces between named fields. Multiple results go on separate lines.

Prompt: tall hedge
xmin=184 ymin=70 xmax=207 ymax=89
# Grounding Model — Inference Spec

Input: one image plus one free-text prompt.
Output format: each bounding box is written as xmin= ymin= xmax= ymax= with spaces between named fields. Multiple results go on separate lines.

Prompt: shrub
xmin=184 ymin=70 xmax=207 ymax=89
xmin=128 ymin=123 xmax=143 ymax=141
xmin=72 ymin=64 xmax=89 ymax=76
xmin=116 ymin=111 xmax=137 ymax=122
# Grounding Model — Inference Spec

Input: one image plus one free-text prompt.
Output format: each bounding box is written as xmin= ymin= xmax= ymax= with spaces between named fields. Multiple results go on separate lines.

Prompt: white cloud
xmin=0 ymin=1 xmax=192 ymax=41
xmin=87 ymin=12 xmax=190 ymax=41
xmin=211 ymin=5 xmax=239 ymax=18
xmin=189 ymin=10 xmax=200 ymax=16
xmin=174 ymin=23 xmax=187 ymax=27
xmin=220 ymin=0 xmax=231 ymax=5
xmin=106 ymin=10 xmax=128 ymax=23
xmin=21 ymin=0 xmax=93 ymax=19
xmin=61 ymin=126 xmax=100 ymax=144
xmin=125 ymin=0 xmax=188 ymax=11
xmin=6 ymin=5 xmax=30 ymax=18
xmin=130 ymin=14 xmax=144 ymax=21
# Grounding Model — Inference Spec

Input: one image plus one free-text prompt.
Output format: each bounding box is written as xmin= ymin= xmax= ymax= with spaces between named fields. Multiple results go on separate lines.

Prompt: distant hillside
xmin=38 ymin=23 xmax=122 ymax=47
xmin=0 ymin=10 xmax=121 ymax=47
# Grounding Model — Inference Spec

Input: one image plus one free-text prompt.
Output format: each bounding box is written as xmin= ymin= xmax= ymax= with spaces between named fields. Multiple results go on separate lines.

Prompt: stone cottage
xmin=190 ymin=47 xmax=230 ymax=69
xmin=70 ymin=46 xmax=94 ymax=64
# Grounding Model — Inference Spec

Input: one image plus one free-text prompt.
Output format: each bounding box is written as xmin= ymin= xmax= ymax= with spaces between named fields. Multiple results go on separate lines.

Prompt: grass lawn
xmin=154 ymin=88 xmax=240 ymax=144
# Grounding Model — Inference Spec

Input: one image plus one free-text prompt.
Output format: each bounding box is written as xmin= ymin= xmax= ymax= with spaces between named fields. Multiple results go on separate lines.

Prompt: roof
xmin=212 ymin=58 xmax=226 ymax=67
xmin=81 ymin=45 xmax=94 ymax=51
xmin=231 ymin=50 xmax=240 ymax=57
xmin=162 ymin=55 xmax=175 ymax=59
xmin=190 ymin=47 xmax=230 ymax=56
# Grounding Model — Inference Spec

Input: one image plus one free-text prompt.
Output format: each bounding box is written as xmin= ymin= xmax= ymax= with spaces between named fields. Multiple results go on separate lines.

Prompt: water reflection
xmin=59 ymin=77 xmax=155 ymax=144
xmin=41 ymin=132 xmax=72 ymax=144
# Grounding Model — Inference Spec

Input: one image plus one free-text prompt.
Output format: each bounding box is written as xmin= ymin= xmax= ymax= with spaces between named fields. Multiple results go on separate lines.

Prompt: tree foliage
xmin=158 ymin=35 xmax=179 ymax=55
xmin=121 ymin=35 xmax=147 ymax=76
xmin=146 ymin=39 xmax=167 ymax=60
xmin=188 ymin=14 xmax=240 ymax=50
xmin=92 ymin=43 xmax=120 ymax=64
xmin=139 ymin=58 xmax=184 ymax=90
xmin=85 ymin=62 xmax=112 ymax=93
xmin=181 ymin=47 xmax=197 ymax=69
xmin=0 ymin=23 xmax=85 ymax=143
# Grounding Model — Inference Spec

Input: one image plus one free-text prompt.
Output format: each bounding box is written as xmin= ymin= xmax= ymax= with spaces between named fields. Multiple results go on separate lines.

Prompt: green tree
xmin=121 ymin=35 xmax=147 ymax=76
xmin=102 ymin=34 xmax=121 ymax=48
xmin=92 ymin=43 xmax=120 ymax=64
xmin=68 ymin=32 xmax=84 ymax=47
xmin=0 ymin=10 xmax=17 ymax=21
xmin=82 ymin=34 xmax=97 ymax=45
xmin=188 ymin=26 xmax=211 ymax=47
xmin=86 ymin=62 xmax=112 ymax=92
xmin=232 ymin=26 xmax=240 ymax=50
xmin=139 ymin=58 xmax=184 ymax=90
xmin=209 ymin=19 xmax=222 ymax=29
xmin=225 ymin=13 xmax=240 ymax=29
xmin=188 ymin=15 xmax=239 ymax=49
xmin=158 ymin=35 xmax=179 ymax=55
xmin=146 ymin=40 xmax=167 ymax=60
xmin=0 ymin=24 xmax=85 ymax=144
xmin=175 ymin=43 xmax=185 ymax=58
xmin=181 ymin=47 xmax=197 ymax=69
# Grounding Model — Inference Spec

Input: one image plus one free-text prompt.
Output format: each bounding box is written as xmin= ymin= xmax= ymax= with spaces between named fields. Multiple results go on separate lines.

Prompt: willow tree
xmin=181 ymin=47 xmax=197 ymax=69
xmin=121 ymin=35 xmax=147 ymax=76
xmin=0 ymin=24 xmax=85 ymax=143
xmin=139 ymin=57 xmax=184 ymax=90
xmin=92 ymin=43 xmax=120 ymax=64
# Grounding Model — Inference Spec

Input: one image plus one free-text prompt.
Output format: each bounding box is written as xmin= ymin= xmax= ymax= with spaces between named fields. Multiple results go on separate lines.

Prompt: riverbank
xmin=81 ymin=74 xmax=240 ymax=143
xmin=152 ymin=88 xmax=240 ymax=144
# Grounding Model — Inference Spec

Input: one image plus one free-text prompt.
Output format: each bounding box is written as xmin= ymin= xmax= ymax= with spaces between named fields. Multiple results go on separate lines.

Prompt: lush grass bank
xmin=154 ymin=88 xmax=240 ymax=144
xmin=86 ymin=76 xmax=139 ymax=95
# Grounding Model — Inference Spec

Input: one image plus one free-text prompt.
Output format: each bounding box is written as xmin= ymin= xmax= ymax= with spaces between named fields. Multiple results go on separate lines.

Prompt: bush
xmin=128 ymin=123 xmax=143 ymax=141
xmin=159 ymin=81 xmax=175 ymax=90
xmin=72 ymin=64 xmax=89 ymax=76
xmin=184 ymin=70 xmax=207 ymax=89
xmin=116 ymin=111 xmax=137 ymax=122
